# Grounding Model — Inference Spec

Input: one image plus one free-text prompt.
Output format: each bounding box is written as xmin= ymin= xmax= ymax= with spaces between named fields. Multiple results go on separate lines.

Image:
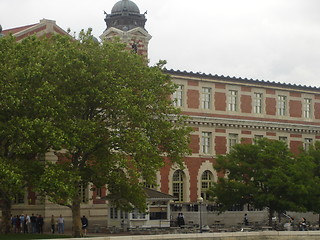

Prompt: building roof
xmin=1 ymin=19 xmax=69 ymax=41
xmin=104 ymin=0 xmax=147 ymax=31
xmin=145 ymin=188 xmax=176 ymax=200
xmin=2 ymin=24 xmax=37 ymax=35
xmin=111 ymin=0 xmax=140 ymax=14
xmin=165 ymin=69 xmax=320 ymax=92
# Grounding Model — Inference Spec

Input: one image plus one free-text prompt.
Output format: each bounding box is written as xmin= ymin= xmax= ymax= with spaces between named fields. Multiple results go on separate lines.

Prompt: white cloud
xmin=1 ymin=0 xmax=320 ymax=87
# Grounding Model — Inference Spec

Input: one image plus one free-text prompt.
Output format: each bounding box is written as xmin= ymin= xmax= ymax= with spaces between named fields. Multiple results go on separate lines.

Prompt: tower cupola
xmin=104 ymin=0 xmax=147 ymax=31
xmin=100 ymin=0 xmax=151 ymax=58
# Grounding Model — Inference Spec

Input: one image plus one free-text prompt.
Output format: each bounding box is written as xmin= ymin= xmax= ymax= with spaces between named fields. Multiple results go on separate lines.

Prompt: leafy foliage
xmin=1 ymin=31 xmax=191 ymax=237
xmin=209 ymin=138 xmax=315 ymax=225
xmin=298 ymin=141 xmax=320 ymax=214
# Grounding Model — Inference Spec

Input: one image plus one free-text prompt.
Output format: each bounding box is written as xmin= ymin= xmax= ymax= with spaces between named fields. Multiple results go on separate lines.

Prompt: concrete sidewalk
xmin=41 ymin=230 xmax=320 ymax=240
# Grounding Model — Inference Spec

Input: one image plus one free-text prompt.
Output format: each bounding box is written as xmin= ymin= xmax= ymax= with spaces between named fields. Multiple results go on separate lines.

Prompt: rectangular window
xmin=201 ymin=87 xmax=211 ymax=109
xmin=173 ymin=85 xmax=183 ymax=107
xmin=13 ymin=193 xmax=25 ymax=204
xmin=96 ymin=188 xmax=102 ymax=198
xmin=149 ymin=206 xmax=167 ymax=220
xmin=277 ymin=95 xmax=287 ymax=116
xmin=254 ymin=135 xmax=263 ymax=144
xmin=304 ymin=98 xmax=312 ymax=118
xmin=228 ymin=90 xmax=238 ymax=111
xmin=79 ymin=183 xmax=88 ymax=203
xmin=120 ymin=211 xmax=128 ymax=219
xmin=279 ymin=136 xmax=288 ymax=144
xmin=253 ymin=93 xmax=263 ymax=114
xmin=201 ymin=132 xmax=212 ymax=154
xmin=132 ymin=209 xmax=146 ymax=219
xmin=228 ymin=134 xmax=238 ymax=152
xmin=304 ymin=138 xmax=313 ymax=151
xmin=110 ymin=208 xmax=114 ymax=219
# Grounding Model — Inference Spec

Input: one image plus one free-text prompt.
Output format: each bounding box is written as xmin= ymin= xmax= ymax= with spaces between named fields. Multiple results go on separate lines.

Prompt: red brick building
xmin=3 ymin=0 xmax=320 ymax=228
xmin=99 ymin=0 xmax=320 ymax=225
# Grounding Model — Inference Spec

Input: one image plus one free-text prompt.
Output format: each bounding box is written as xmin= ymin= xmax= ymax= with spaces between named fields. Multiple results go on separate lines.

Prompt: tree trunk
xmin=0 ymin=197 xmax=12 ymax=234
xmin=268 ymin=208 xmax=274 ymax=227
xmin=71 ymin=197 xmax=82 ymax=237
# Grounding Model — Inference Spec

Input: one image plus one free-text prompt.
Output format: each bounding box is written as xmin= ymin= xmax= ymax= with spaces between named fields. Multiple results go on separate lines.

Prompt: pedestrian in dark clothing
xmin=15 ymin=215 xmax=21 ymax=233
xmin=300 ymin=217 xmax=307 ymax=231
xmin=81 ymin=215 xmax=89 ymax=236
xmin=177 ymin=213 xmax=185 ymax=228
xmin=37 ymin=215 xmax=44 ymax=234
xmin=30 ymin=214 xmax=37 ymax=233
xmin=23 ymin=217 xmax=28 ymax=233
xmin=244 ymin=213 xmax=249 ymax=226
xmin=51 ymin=215 xmax=55 ymax=234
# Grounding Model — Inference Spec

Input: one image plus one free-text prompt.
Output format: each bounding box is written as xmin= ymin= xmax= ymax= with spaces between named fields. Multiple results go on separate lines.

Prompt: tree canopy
xmin=298 ymin=141 xmax=320 ymax=217
xmin=0 ymin=34 xmax=63 ymax=233
xmin=209 ymin=138 xmax=315 ymax=226
xmin=1 ymin=31 xmax=191 ymax=237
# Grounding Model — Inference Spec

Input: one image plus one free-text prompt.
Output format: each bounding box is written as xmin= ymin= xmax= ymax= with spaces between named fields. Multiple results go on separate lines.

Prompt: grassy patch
xmin=0 ymin=234 xmax=71 ymax=239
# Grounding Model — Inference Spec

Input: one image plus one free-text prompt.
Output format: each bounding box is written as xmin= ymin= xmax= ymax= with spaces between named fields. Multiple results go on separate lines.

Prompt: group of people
xmin=50 ymin=214 xmax=65 ymax=234
xmin=11 ymin=214 xmax=44 ymax=234
xmin=10 ymin=213 xmax=89 ymax=235
xmin=10 ymin=213 xmax=66 ymax=234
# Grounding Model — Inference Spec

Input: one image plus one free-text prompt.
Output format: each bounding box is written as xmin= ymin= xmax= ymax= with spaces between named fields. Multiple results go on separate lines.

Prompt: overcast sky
xmin=1 ymin=0 xmax=320 ymax=87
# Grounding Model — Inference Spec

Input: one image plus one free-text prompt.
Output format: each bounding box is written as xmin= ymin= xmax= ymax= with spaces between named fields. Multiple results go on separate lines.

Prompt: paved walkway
xmin=45 ymin=230 xmax=320 ymax=240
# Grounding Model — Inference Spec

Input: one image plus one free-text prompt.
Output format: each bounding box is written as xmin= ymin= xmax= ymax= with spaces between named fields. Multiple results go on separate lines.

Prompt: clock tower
xmin=100 ymin=0 xmax=152 ymax=58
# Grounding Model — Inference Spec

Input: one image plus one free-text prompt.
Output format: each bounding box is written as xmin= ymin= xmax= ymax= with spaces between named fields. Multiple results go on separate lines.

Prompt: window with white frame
xmin=279 ymin=136 xmax=288 ymax=145
xmin=96 ymin=187 xmax=102 ymax=198
xmin=201 ymin=132 xmax=212 ymax=154
xmin=172 ymin=170 xmax=184 ymax=202
xmin=254 ymin=135 xmax=263 ymax=144
xmin=303 ymin=98 xmax=312 ymax=118
xmin=228 ymin=134 xmax=238 ymax=151
xmin=120 ymin=210 xmax=128 ymax=219
xmin=79 ymin=183 xmax=88 ymax=203
xmin=173 ymin=85 xmax=183 ymax=107
xmin=201 ymin=170 xmax=214 ymax=201
xmin=304 ymin=138 xmax=313 ymax=151
xmin=228 ymin=90 xmax=238 ymax=111
xmin=110 ymin=207 xmax=118 ymax=219
xmin=13 ymin=193 xmax=25 ymax=204
xmin=277 ymin=95 xmax=287 ymax=116
xmin=254 ymin=135 xmax=263 ymax=140
xmin=201 ymin=87 xmax=212 ymax=109
xmin=253 ymin=93 xmax=263 ymax=114
xmin=132 ymin=209 xmax=146 ymax=219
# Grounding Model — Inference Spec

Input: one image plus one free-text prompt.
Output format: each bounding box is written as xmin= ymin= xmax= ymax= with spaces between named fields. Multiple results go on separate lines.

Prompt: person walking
xmin=37 ymin=215 xmax=44 ymax=234
xmin=244 ymin=213 xmax=249 ymax=226
xmin=57 ymin=214 xmax=64 ymax=234
xmin=81 ymin=215 xmax=89 ymax=236
xmin=30 ymin=214 xmax=37 ymax=233
xmin=300 ymin=217 xmax=307 ymax=231
xmin=51 ymin=215 xmax=55 ymax=234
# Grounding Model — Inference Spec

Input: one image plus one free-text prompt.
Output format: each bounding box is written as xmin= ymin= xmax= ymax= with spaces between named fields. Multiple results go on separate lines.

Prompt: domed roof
xmin=111 ymin=0 xmax=140 ymax=14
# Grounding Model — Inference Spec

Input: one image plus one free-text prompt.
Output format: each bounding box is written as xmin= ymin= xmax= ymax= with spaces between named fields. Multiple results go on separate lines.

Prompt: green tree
xmin=209 ymin=138 xmax=314 ymax=226
xmin=0 ymin=159 xmax=23 ymax=233
xmin=30 ymin=31 xmax=191 ymax=237
xmin=299 ymin=141 xmax=320 ymax=224
xmin=0 ymin=35 xmax=64 ymax=233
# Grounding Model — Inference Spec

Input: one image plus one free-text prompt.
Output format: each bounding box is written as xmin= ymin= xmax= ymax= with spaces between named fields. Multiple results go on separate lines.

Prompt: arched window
xmin=201 ymin=170 xmax=214 ymax=201
xmin=172 ymin=170 xmax=184 ymax=202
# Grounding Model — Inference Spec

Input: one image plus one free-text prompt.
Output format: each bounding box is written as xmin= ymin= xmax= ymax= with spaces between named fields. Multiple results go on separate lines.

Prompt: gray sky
xmin=1 ymin=0 xmax=320 ymax=87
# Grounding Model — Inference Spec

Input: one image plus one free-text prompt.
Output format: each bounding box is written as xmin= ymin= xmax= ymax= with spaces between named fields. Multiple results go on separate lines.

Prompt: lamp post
xmin=197 ymin=197 xmax=203 ymax=233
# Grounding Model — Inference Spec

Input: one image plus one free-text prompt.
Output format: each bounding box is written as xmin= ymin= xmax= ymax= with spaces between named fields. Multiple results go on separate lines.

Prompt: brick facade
xmin=161 ymin=70 xmax=320 ymax=204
